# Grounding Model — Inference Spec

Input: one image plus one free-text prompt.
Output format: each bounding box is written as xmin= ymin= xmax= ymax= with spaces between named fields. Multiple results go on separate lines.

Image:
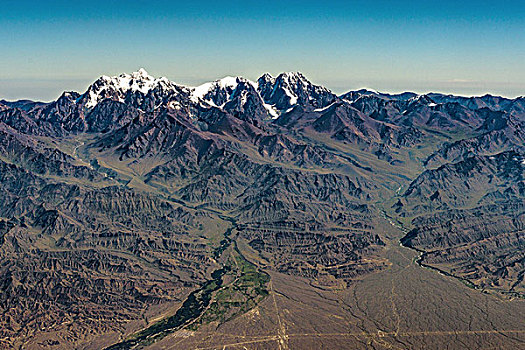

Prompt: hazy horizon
xmin=1 ymin=70 xmax=524 ymax=103
xmin=1 ymin=1 xmax=524 ymax=101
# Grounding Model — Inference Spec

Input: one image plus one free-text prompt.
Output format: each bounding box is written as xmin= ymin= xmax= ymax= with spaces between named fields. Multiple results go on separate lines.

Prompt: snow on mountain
xmin=257 ymin=72 xmax=336 ymax=111
xmin=79 ymin=69 xmax=282 ymax=120
xmin=407 ymin=94 xmax=436 ymax=107
xmin=81 ymin=68 xmax=181 ymax=109
xmin=38 ymin=68 xmax=346 ymax=126
xmin=190 ymin=76 xmax=249 ymax=106
xmin=189 ymin=76 xmax=279 ymax=118
xmin=76 ymin=69 xmax=335 ymax=120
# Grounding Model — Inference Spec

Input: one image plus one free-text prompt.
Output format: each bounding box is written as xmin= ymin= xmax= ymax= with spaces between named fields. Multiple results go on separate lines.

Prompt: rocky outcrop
xmin=401 ymin=150 xmax=524 ymax=296
xmin=402 ymin=201 xmax=524 ymax=296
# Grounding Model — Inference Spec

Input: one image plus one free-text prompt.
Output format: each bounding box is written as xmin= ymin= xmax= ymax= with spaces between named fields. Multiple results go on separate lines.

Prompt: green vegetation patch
xmin=189 ymin=247 xmax=270 ymax=329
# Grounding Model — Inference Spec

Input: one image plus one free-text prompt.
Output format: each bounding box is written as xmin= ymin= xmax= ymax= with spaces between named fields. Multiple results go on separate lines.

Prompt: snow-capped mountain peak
xmin=77 ymin=70 xmax=335 ymax=119
xmin=190 ymin=76 xmax=257 ymax=107
xmin=81 ymin=69 xmax=176 ymax=109
xmin=407 ymin=94 xmax=436 ymax=107
xmin=257 ymin=71 xmax=336 ymax=111
xmin=277 ymin=71 xmax=309 ymax=85
xmin=132 ymin=68 xmax=151 ymax=79
xmin=189 ymin=76 xmax=282 ymax=119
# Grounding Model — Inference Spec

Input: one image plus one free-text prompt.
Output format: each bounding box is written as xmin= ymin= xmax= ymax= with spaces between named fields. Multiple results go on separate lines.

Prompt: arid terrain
xmin=0 ymin=70 xmax=523 ymax=349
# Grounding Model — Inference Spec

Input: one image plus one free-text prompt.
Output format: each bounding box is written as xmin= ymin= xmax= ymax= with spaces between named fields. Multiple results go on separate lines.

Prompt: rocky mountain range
xmin=0 ymin=69 xmax=523 ymax=349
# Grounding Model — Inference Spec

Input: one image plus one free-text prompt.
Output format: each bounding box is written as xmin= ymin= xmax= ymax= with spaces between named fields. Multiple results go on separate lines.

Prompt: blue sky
xmin=1 ymin=0 xmax=524 ymax=101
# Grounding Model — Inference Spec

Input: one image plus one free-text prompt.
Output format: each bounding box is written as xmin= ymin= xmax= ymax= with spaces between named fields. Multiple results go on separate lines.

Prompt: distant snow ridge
xmin=79 ymin=69 xmax=335 ymax=119
xmin=190 ymin=76 xmax=254 ymax=106
xmin=189 ymin=71 xmax=336 ymax=115
xmin=189 ymin=76 xmax=280 ymax=118
xmin=257 ymin=71 xmax=336 ymax=111
xmin=82 ymin=68 xmax=176 ymax=108
xmin=407 ymin=94 xmax=437 ymax=107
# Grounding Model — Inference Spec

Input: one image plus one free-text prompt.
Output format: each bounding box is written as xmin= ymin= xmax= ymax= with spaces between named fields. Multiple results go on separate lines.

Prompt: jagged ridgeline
xmin=0 ymin=69 xmax=523 ymax=349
